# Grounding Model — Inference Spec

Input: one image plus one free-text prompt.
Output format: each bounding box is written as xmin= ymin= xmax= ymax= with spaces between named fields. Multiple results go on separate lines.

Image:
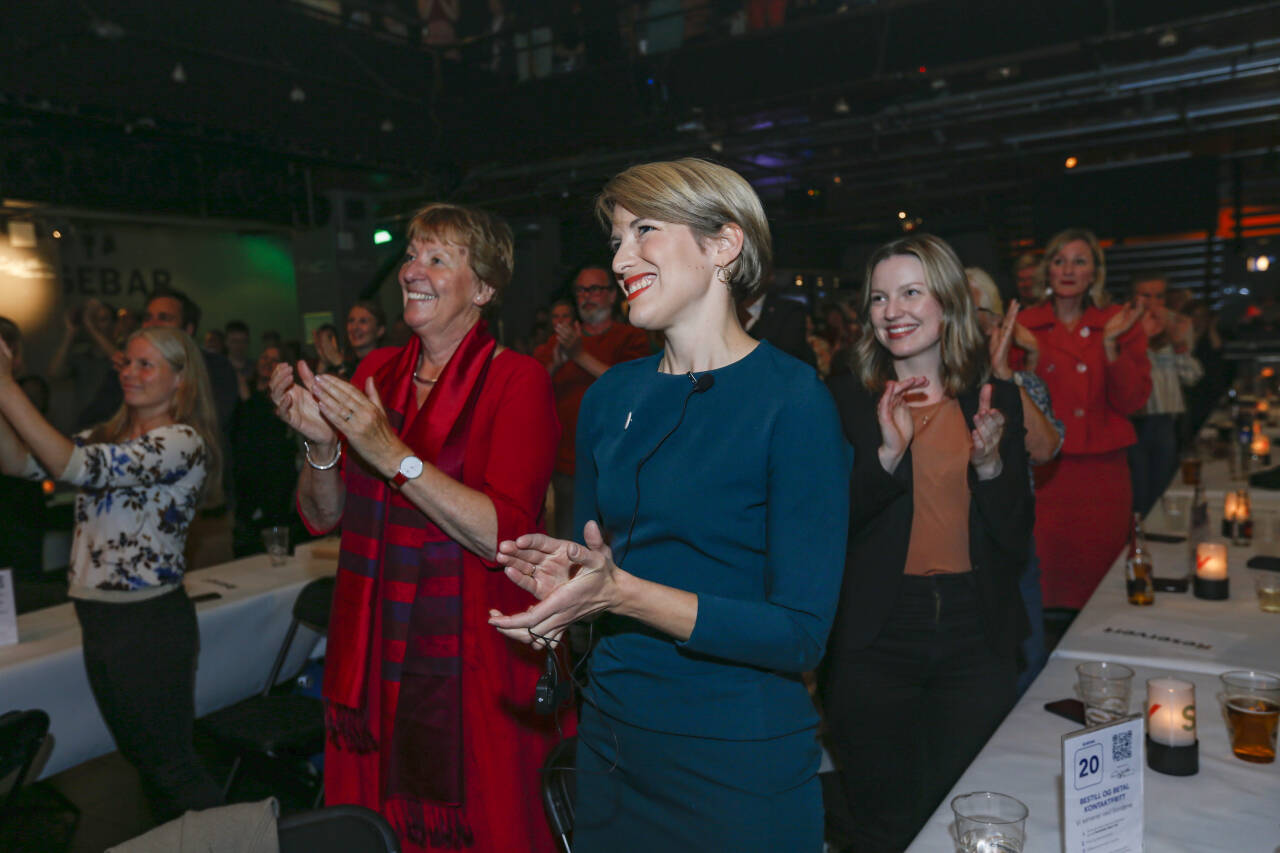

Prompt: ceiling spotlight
xmin=52 ymin=229 xmax=62 ymax=239
xmin=833 ymin=97 xmax=850 ymax=115
xmin=1065 ymin=156 xmax=1079 ymax=169
xmin=380 ymin=119 xmax=395 ymax=133
xmin=898 ymin=211 xmax=907 ymax=220
xmin=171 ymin=63 xmax=186 ymax=84
xmin=290 ymin=85 xmax=306 ymax=103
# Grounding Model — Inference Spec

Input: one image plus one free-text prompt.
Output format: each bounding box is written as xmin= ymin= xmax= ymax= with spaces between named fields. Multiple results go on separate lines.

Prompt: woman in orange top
xmin=1017 ymin=228 xmax=1150 ymax=611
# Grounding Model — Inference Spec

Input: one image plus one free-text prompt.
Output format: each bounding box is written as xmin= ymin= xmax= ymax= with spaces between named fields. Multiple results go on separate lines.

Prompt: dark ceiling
xmin=3 ymin=0 xmax=1279 ymax=256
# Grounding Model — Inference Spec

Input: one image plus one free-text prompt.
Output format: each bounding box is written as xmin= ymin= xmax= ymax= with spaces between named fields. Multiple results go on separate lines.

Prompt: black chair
xmin=0 ymin=709 xmax=79 ymax=840
xmin=278 ymin=804 xmax=400 ymax=853
xmin=541 ymin=736 xmax=576 ymax=853
xmin=200 ymin=575 xmax=334 ymax=802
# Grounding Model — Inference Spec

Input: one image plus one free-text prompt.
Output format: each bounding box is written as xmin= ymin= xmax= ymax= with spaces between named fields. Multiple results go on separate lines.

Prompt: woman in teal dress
xmin=489 ymin=158 xmax=851 ymax=852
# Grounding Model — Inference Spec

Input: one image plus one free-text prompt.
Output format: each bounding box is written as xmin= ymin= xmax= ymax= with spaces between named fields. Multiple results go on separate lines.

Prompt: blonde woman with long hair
xmin=0 ymin=326 xmax=224 ymax=819
xmin=821 ymin=234 xmax=1033 ymax=851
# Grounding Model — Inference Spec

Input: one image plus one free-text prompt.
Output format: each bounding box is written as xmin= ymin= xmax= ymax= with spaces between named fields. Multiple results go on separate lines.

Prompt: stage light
xmin=373 ymin=230 xmax=393 ymax=245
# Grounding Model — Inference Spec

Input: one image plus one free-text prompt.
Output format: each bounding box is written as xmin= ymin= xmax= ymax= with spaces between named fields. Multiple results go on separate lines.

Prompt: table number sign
xmin=0 ymin=569 xmax=18 ymax=647
xmin=1061 ymin=714 xmax=1144 ymax=853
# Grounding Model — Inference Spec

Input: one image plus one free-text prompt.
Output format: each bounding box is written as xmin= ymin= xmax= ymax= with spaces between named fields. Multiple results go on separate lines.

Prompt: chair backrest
xmin=541 ymin=735 xmax=576 ymax=853
xmin=293 ymin=575 xmax=335 ymax=634
xmin=260 ymin=576 xmax=336 ymax=698
xmin=0 ymin=709 xmax=50 ymax=810
xmin=278 ymin=804 xmax=400 ymax=853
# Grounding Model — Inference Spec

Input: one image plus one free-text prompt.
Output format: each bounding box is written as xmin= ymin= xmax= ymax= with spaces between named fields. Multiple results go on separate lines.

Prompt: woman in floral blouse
xmin=0 ymin=326 xmax=224 ymax=819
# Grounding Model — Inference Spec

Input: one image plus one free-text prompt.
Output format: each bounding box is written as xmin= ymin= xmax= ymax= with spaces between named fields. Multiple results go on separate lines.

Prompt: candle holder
xmin=1194 ymin=543 xmax=1230 ymax=600
xmin=1147 ymin=736 xmax=1199 ymax=776
xmin=1193 ymin=574 xmax=1229 ymax=599
xmin=1147 ymin=678 xmax=1199 ymax=776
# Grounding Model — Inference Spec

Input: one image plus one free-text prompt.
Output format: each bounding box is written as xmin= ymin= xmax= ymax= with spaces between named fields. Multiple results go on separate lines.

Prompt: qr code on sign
xmin=1112 ymin=729 xmax=1133 ymax=762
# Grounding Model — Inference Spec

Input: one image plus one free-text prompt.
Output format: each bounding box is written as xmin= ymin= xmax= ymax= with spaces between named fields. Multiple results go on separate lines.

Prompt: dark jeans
xmin=1128 ymin=413 xmax=1178 ymax=518
xmin=74 ymin=587 xmax=223 ymax=820
xmin=824 ymin=574 xmax=1017 ymax=853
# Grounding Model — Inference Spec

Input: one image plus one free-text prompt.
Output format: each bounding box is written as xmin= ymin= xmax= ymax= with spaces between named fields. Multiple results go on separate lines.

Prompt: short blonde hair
xmin=595 ymin=158 xmax=772 ymax=299
xmin=965 ymin=266 xmax=1003 ymax=315
xmin=406 ymin=203 xmax=514 ymax=307
xmin=856 ymin=234 xmax=990 ymax=397
xmin=1038 ymin=227 xmax=1109 ymax=307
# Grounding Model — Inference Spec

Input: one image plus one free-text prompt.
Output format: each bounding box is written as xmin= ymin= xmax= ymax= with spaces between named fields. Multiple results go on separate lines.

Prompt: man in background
xmin=1129 ymin=272 xmax=1202 ymax=516
xmin=534 ymin=266 xmax=650 ymax=539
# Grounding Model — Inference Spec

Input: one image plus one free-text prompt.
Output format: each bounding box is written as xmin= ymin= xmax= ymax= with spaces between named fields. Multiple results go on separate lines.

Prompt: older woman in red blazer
xmin=1017 ymin=228 xmax=1150 ymax=611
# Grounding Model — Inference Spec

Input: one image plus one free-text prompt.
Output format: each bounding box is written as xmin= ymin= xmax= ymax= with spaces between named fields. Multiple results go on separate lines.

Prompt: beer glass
xmin=1219 ymin=670 xmax=1280 ymax=763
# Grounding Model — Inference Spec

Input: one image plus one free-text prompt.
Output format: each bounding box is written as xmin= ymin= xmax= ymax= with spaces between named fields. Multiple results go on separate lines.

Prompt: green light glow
xmin=373 ymin=229 xmax=393 ymax=245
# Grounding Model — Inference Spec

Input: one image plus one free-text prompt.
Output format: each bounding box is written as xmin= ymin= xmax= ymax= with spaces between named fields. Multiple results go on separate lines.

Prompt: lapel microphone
xmin=688 ymin=371 xmax=715 ymax=393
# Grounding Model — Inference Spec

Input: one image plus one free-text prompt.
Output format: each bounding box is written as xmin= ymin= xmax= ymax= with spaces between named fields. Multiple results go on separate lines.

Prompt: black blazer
xmin=749 ymin=295 xmax=816 ymax=368
xmin=821 ymin=375 xmax=1033 ymax=668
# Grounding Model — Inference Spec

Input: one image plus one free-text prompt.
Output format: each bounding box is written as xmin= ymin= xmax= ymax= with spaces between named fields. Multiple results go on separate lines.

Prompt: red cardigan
xmin=1019 ymin=302 xmax=1151 ymax=456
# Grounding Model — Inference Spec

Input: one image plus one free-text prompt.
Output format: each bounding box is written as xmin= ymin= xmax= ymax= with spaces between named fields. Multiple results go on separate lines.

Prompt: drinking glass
xmin=1255 ymin=571 xmax=1280 ymax=613
xmin=262 ymin=526 xmax=289 ymax=566
xmin=951 ymin=791 xmax=1027 ymax=853
xmin=1219 ymin=670 xmax=1280 ymax=763
xmin=1076 ymin=661 xmax=1134 ymax=726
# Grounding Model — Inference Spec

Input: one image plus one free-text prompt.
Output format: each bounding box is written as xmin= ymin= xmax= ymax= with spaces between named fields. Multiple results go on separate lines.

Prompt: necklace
xmin=412 ymin=372 xmax=439 ymax=384
xmin=913 ymin=399 xmax=946 ymax=429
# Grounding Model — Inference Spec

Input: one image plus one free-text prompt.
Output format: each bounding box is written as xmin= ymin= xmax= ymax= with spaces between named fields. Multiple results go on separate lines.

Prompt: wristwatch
xmin=391 ymin=455 xmax=424 ymax=488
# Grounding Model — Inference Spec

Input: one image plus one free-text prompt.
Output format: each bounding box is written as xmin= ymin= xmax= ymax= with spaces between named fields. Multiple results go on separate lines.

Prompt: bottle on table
xmin=1126 ymin=512 xmax=1155 ymax=606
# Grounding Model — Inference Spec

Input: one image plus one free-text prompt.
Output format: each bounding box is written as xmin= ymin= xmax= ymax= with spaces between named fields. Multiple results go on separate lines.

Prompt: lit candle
xmin=1260 ymin=400 xmax=1271 ymax=415
xmin=1224 ymin=492 xmax=1239 ymax=522
xmin=1195 ymin=542 xmax=1228 ymax=581
xmin=1253 ymin=434 xmax=1271 ymax=456
xmin=1147 ymin=678 xmax=1196 ymax=746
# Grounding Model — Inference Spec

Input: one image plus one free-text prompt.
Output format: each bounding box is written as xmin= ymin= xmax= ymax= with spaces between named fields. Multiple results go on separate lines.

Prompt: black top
xmin=820 ymin=375 xmax=1033 ymax=676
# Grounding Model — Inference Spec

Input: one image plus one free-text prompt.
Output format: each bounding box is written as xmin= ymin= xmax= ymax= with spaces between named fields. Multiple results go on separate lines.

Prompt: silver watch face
xmin=399 ymin=455 xmax=424 ymax=480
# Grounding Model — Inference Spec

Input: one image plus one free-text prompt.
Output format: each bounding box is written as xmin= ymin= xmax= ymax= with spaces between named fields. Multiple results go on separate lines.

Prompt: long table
xmin=906 ymin=471 xmax=1280 ymax=850
xmin=0 ymin=540 xmax=338 ymax=779
xmin=905 ymin=657 xmax=1280 ymax=852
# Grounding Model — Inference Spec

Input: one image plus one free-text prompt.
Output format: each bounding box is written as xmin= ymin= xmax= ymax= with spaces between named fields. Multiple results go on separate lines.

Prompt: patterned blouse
xmin=26 ymin=425 xmax=209 ymax=598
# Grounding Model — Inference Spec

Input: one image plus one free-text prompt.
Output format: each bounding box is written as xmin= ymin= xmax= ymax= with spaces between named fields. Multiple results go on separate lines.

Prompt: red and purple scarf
xmin=324 ymin=320 xmax=495 ymax=848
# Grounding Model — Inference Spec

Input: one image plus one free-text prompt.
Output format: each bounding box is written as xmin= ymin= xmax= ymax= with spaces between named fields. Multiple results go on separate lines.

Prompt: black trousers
xmin=823 ymin=574 xmax=1017 ymax=853
xmin=74 ymin=587 xmax=223 ymax=820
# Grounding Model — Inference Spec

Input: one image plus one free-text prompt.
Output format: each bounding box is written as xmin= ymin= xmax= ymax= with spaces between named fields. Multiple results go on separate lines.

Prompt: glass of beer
xmin=1180 ymin=454 xmax=1202 ymax=486
xmin=1219 ymin=670 xmax=1280 ymax=763
xmin=951 ymin=791 xmax=1027 ymax=853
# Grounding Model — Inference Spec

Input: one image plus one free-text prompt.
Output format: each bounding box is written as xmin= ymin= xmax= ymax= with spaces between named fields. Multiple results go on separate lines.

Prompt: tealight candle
xmin=1224 ymin=492 xmax=1239 ymax=522
xmin=1253 ymin=434 xmax=1271 ymax=456
xmin=1195 ymin=543 xmax=1228 ymax=580
xmin=1147 ymin=678 xmax=1196 ymax=747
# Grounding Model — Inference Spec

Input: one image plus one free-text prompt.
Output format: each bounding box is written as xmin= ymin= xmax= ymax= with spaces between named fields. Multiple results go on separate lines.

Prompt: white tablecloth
xmin=1049 ymin=532 xmax=1280 ymax=674
xmin=0 ymin=541 xmax=338 ymax=779
xmin=905 ymin=657 xmax=1280 ymax=852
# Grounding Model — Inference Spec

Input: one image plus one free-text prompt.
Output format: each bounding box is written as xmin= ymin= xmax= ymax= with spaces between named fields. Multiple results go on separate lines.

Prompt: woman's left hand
xmin=970 ymin=382 xmax=1005 ymax=481
xmin=311 ymin=374 xmax=410 ymax=477
xmin=489 ymin=521 xmax=618 ymax=649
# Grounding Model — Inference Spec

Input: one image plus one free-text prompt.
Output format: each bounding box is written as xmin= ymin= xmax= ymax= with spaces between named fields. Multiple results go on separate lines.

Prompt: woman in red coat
xmin=1018 ymin=228 xmax=1150 ymax=612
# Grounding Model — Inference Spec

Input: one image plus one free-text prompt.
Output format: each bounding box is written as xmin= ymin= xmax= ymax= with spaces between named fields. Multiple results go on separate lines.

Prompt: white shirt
xmin=26 ymin=425 xmax=209 ymax=600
